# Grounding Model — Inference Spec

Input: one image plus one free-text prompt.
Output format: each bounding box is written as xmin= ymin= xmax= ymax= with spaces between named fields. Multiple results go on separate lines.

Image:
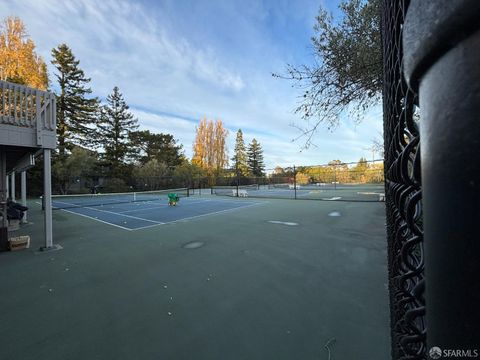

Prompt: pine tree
xmin=247 ymin=138 xmax=265 ymax=177
xmin=0 ymin=16 xmax=48 ymax=89
xmin=129 ymin=130 xmax=183 ymax=167
xmin=97 ymin=86 xmax=138 ymax=176
xmin=231 ymin=129 xmax=249 ymax=176
xmin=51 ymin=44 xmax=99 ymax=155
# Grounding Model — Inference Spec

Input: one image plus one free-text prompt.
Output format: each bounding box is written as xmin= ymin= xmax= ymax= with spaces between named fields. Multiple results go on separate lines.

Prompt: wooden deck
xmin=0 ymin=80 xmax=56 ymax=149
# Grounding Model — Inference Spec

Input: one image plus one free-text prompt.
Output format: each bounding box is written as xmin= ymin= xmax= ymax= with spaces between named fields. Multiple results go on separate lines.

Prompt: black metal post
xmin=293 ymin=165 xmax=297 ymax=199
xmin=236 ymin=164 xmax=240 ymax=197
xmin=404 ymin=0 xmax=480 ymax=352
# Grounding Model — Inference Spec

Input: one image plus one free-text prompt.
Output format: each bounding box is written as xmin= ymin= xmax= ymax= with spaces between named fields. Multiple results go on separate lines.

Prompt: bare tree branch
xmin=273 ymin=0 xmax=381 ymax=148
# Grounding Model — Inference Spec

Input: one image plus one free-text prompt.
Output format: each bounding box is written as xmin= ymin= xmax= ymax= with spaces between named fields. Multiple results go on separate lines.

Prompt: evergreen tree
xmin=247 ymin=138 xmax=265 ymax=177
xmin=352 ymin=157 xmax=369 ymax=181
xmin=97 ymin=86 xmax=138 ymax=176
xmin=52 ymin=146 xmax=98 ymax=195
xmin=130 ymin=130 xmax=183 ymax=167
xmin=51 ymin=44 xmax=99 ymax=155
xmin=231 ymin=129 xmax=249 ymax=177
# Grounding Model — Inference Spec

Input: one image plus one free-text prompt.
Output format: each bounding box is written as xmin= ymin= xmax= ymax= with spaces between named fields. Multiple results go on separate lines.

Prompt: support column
xmin=10 ymin=171 xmax=15 ymax=202
xmin=0 ymin=151 xmax=8 ymax=251
xmin=43 ymin=149 xmax=53 ymax=249
xmin=404 ymin=0 xmax=480 ymax=352
xmin=6 ymin=174 xmax=9 ymax=200
xmin=21 ymin=171 xmax=27 ymax=223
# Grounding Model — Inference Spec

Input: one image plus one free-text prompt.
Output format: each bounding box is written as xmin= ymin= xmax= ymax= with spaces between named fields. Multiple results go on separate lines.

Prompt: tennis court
xmin=46 ymin=190 xmax=263 ymax=230
xmin=212 ymin=183 xmax=385 ymax=201
xmin=2 ymin=192 xmax=389 ymax=360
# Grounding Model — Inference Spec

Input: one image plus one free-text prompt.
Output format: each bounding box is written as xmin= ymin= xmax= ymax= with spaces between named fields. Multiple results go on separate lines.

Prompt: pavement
xmin=0 ymin=195 xmax=390 ymax=360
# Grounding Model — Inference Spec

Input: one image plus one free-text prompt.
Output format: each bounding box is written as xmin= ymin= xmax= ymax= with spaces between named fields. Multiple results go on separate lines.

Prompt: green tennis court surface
xmin=0 ymin=195 xmax=389 ymax=360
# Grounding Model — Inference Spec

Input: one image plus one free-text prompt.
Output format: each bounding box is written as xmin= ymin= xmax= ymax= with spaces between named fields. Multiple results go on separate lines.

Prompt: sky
xmin=2 ymin=0 xmax=383 ymax=168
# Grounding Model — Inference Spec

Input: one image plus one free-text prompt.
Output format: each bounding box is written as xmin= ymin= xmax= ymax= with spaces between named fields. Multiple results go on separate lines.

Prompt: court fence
xmin=383 ymin=1 xmax=425 ymax=358
xmin=212 ymin=159 xmax=385 ymax=202
xmin=36 ymin=159 xmax=384 ymax=203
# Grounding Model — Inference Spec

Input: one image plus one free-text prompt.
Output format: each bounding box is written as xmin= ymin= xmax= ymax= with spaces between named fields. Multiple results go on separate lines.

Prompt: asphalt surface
xmin=0 ymin=195 xmax=389 ymax=360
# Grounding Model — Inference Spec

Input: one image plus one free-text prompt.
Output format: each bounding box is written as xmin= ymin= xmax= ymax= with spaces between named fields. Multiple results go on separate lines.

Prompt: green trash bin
xmin=168 ymin=193 xmax=179 ymax=206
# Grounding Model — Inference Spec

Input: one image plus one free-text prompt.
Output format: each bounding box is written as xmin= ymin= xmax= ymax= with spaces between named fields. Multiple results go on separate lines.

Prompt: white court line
xmin=118 ymin=204 xmax=168 ymax=213
xmin=117 ymin=199 xmax=216 ymax=214
xmin=44 ymin=199 xmax=265 ymax=231
xmin=52 ymin=200 xmax=164 ymax=224
xmin=82 ymin=206 xmax=164 ymax=224
xmin=59 ymin=208 xmax=134 ymax=231
xmin=131 ymin=202 xmax=266 ymax=231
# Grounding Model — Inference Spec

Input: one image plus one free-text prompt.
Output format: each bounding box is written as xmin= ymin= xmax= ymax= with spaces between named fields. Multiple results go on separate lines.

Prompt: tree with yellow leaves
xmin=192 ymin=117 xmax=228 ymax=178
xmin=192 ymin=118 xmax=208 ymax=168
xmin=0 ymin=16 xmax=48 ymax=89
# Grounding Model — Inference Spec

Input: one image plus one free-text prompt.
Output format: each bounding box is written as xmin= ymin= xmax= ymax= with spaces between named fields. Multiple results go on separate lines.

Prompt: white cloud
xmin=2 ymin=0 xmax=384 ymax=168
xmin=131 ymin=109 xmax=197 ymax=157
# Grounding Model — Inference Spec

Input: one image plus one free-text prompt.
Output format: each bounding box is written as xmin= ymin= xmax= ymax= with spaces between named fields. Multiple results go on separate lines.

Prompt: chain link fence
xmin=382 ymin=1 xmax=425 ymax=358
xmin=212 ymin=159 xmax=385 ymax=202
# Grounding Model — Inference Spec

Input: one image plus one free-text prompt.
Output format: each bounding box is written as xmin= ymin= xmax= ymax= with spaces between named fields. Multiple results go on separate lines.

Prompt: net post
xmin=187 ymin=188 xmax=190 ymax=197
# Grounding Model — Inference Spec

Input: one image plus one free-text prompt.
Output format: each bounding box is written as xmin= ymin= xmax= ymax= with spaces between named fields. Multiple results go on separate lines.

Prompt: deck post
xmin=0 ymin=151 xmax=8 ymax=251
xmin=21 ymin=171 xmax=27 ymax=223
xmin=42 ymin=149 xmax=53 ymax=249
xmin=10 ymin=171 xmax=15 ymax=202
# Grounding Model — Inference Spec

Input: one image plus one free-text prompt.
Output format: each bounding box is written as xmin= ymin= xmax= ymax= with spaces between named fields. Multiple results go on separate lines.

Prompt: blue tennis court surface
xmin=57 ymin=197 xmax=263 ymax=230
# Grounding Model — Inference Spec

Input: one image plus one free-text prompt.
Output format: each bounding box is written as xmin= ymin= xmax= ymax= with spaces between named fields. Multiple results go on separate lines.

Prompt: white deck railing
xmin=0 ymin=80 xmax=56 ymax=140
xmin=0 ymin=80 xmax=56 ymax=130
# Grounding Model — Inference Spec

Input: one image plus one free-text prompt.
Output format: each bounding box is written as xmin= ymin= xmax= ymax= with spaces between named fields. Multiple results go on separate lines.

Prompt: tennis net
xmin=45 ymin=188 xmax=189 ymax=210
xmin=211 ymin=184 xmax=259 ymax=196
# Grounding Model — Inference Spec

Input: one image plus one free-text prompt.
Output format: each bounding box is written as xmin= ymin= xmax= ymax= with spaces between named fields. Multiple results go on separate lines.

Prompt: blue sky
xmin=2 ymin=0 xmax=383 ymax=168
